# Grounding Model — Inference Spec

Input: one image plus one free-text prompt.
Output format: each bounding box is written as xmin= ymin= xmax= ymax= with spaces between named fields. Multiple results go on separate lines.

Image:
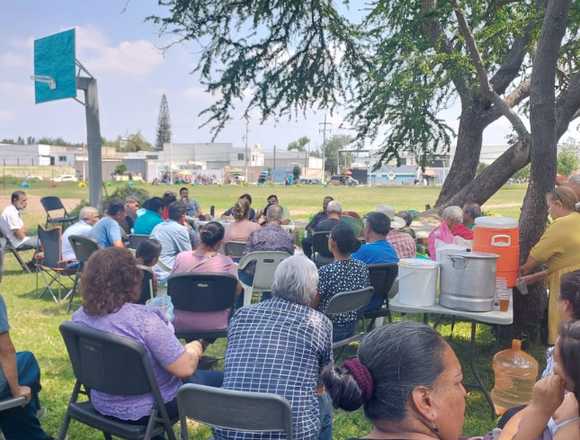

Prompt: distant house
xmin=368 ymin=165 xmax=417 ymax=185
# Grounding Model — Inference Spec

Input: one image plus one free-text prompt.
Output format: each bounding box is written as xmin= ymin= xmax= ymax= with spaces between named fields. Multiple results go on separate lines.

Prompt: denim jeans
xmin=318 ymin=393 xmax=333 ymax=440
xmin=333 ymin=321 xmax=357 ymax=343
xmin=0 ymin=351 xmax=51 ymax=440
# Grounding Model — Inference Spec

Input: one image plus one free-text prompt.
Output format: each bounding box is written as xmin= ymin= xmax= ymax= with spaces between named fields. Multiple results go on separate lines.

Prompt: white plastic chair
xmin=238 ymin=251 xmax=291 ymax=306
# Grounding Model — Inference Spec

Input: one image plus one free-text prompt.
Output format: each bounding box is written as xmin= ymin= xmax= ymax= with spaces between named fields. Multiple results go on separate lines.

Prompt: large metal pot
xmin=439 ymin=251 xmax=498 ymax=312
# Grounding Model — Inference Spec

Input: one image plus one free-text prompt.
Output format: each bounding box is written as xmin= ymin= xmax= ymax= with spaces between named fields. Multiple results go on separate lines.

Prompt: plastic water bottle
xmin=491 ymin=339 xmax=538 ymax=415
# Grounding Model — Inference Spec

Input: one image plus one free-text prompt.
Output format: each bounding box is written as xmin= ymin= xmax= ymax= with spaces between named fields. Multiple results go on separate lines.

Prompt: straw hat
xmin=375 ymin=205 xmax=406 ymax=230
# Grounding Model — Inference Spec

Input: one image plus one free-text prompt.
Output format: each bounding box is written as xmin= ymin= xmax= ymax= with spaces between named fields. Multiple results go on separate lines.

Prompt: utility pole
xmin=243 ymin=117 xmax=249 ymax=183
xmin=319 ymin=113 xmax=332 ymax=182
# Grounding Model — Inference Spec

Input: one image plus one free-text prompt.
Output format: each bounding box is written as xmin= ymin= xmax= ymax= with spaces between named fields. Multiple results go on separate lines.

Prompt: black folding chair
xmin=40 ymin=196 xmax=78 ymax=228
xmin=127 ymin=234 xmax=150 ymax=250
xmin=324 ymin=287 xmax=375 ymax=351
xmin=66 ymin=235 xmax=99 ymax=312
xmin=177 ymin=384 xmax=293 ymax=440
xmin=167 ymin=273 xmax=238 ymax=341
xmin=136 ymin=266 xmax=155 ymax=305
xmin=58 ymin=321 xmax=177 ymax=440
xmin=363 ymin=263 xmax=399 ymax=329
xmin=36 ymin=226 xmax=76 ymax=302
xmin=224 ymin=241 xmax=247 ymax=259
xmin=311 ymin=231 xmax=333 ymax=267
xmin=0 ymin=229 xmax=31 ymax=273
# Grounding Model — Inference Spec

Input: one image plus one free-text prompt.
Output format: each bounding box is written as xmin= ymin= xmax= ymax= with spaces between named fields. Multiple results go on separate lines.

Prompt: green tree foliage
xmin=557 ymin=149 xmax=579 ymax=176
xmin=155 ymin=94 xmax=172 ymax=151
xmin=287 ymin=136 xmax=310 ymax=153
xmin=322 ymin=135 xmax=354 ymax=175
xmin=292 ymin=165 xmax=301 ymax=181
xmin=104 ymin=132 xmax=153 ymax=152
xmin=113 ymin=164 xmax=128 ymax=176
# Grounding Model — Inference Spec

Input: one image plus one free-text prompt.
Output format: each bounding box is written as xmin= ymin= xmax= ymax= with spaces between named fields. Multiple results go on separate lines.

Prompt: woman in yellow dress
xmin=520 ymin=185 xmax=580 ymax=344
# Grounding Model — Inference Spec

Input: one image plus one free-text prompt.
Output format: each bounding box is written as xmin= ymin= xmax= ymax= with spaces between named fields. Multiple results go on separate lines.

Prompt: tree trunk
xmin=515 ymin=0 xmax=570 ymax=338
xmin=436 ymin=107 xmax=484 ymax=205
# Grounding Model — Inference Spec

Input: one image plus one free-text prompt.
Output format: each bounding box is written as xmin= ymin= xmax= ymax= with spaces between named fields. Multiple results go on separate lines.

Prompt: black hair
xmin=179 ymin=187 xmax=189 ymax=195
xmin=200 ymin=221 xmax=225 ymax=248
xmin=11 ymin=191 xmax=25 ymax=204
xmin=136 ymin=239 xmax=162 ymax=266
xmin=240 ymin=193 xmax=252 ymax=204
xmin=560 ymin=271 xmax=580 ymax=320
xmin=143 ymin=197 xmax=163 ymax=213
xmin=106 ymin=200 xmax=125 ymax=217
xmin=463 ymin=203 xmax=482 ymax=222
xmin=330 ymin=223 xmax=360 ymax=255
xmin=267 ymin=194 xmax=278 ymax=201
xmin=366 ymin=212 xmax=391 ymax=236
xmin=322 ymin=322 xmax=447 ymax=421
xmin=162 ymin=191 xmax=177 ymax=207
xmin=398 ymin=211 xmax=413 ymax=227
xmin=558 ymin=321 xmax=580 ymax=410
xmin=168 ymin=201 xmax=187 ymax=222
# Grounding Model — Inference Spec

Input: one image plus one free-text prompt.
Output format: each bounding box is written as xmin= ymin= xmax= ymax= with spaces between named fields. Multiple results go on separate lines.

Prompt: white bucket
xmin=398 ymin=258 xmax=439 ymax=307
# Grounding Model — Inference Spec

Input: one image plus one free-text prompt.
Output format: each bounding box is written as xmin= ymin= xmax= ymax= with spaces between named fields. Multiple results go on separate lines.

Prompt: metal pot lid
xmin=447 ymin=251 xmax=499 ymax=259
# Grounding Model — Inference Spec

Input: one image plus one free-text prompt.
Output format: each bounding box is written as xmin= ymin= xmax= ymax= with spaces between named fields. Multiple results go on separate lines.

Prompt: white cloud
xmin=0 ymin=81 xmax=34 ymax=102
xmin=0 ymin=110 xmax=15 ymax=122
xmin=85 ymin=39 xmax=164 ymax=75
xmin=0 ymin=52 xmax=29 ymax=68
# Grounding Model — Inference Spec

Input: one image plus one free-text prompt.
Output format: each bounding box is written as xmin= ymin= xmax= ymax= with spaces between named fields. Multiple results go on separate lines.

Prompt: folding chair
xmin=0 ymin=229 xmax=31 ymax=273
xmin=136 ymin=265 xmax=155 ymax=305
xmin=40 ymin=196 xmax=78 ymax=228
xmin=238 ymin=251 xmax=290 ymax=306
xmin=36 ymin=226 xmax=76 ymax=303
xmin=224 ymin=241 xmax=247 ymax=259
xmin=311 ymin=231 xmax=334 ymax=267
xmin=177 ymin=384 xmax=293 ymax=440
xmin=66 ymin=235 xmax=99 ymax=312
xmin=127 ymin=234 xmax=150 ymax=250
xmin=363 ymin=263 xmax=399 ymax=329
xmin=167 ymin=273 xmax=238 ymax=341
xmin=324 ymin=286 xmax=375 ymax=351
xmin=58 ymin=322 xmax=177 ymax=440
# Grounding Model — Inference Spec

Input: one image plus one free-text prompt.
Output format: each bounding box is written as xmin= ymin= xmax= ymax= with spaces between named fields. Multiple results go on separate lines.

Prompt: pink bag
xmin=428 ymin=222 xmax=454 ymax=260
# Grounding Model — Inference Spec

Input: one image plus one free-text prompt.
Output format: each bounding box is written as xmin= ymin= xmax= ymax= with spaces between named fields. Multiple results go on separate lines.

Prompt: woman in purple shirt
xmin=72 ymin=248 xmax=222 ymax=434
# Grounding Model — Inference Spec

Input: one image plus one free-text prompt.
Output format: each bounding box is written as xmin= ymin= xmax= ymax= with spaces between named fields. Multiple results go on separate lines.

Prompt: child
xmin=135 ymin=239 xmax=162 ymax=304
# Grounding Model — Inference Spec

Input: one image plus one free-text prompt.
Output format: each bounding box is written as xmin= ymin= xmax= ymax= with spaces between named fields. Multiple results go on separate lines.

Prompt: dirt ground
xmin=0 ymin=195 xmax=80 ymax=228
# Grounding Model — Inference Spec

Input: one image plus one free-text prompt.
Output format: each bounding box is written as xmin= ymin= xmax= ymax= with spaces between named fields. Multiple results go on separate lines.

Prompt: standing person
xmin=120 ymin=196 xmax=140 ymax=235
xmin=520 ymin=186 xmax=580 ymax=344
xmin=150 ymin=202 xmax=193 ymax=282
xmin=90 ymin=201 xmax=125 ymax=249
xmin=62 ymin=206 xmax=99 ymax=262
xmin=217 ymin=256 xmax=334 ymax=440
xmin=319 ymin=223 xmax=370 ymax=342
xmin=303 ymin=201 xmax=343 ymax=259
xmin=0 ymin=191 xmax=39 ymax=252
xmin=133 ymin=197 xmax=163 ymax=236
xmin=222 ymin=194 xmax=256 ymax=222
xmin=0 ymin=282 xmax=52 ymax=439
xmin=223 ymin=199 xmax=261 ymax=243
xmin=179 ymin=187 xmax=203 ymax=218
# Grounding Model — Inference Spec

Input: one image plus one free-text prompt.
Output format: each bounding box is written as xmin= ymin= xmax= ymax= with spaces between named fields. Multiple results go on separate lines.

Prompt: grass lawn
xmin=0 ymin=181 xmax=540 ymax=438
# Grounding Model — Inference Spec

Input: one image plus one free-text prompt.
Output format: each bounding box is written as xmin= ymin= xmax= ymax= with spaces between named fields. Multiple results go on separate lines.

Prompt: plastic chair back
xmin=239 ymin=251 xmax=290 ymax=292
xmin=38 ymin=225 xmax=62 ymax=268
xmin=224 ymin=241 xmax=247 ymax=258
xmin=59 ymin=321 xmax=157 ymax=396
xmin=177 ymin=384 xmax=293 ymax=439
xmin=324 ymin=287 xmax=375 ymax=316
xmin=68 ymin=235 xmax=99 ymax=264
xmin=167 ymin=273 xmax=237 ymax=313
xmin=368 ymin=263 xmax=399 ymax=304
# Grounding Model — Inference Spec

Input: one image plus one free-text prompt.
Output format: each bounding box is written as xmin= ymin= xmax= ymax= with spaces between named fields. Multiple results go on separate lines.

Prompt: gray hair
xmin=442 ymin=206 xmax=463 ymax=223
xmin=271 ymin=255 xmax=319 ymax=306
xmin=266 ymin=204 xmax=283 ymax=222
xmin=326 ymin=200 xmax=342 ymax=214
xmin=79 ymin=206 xmax=98 ymax=221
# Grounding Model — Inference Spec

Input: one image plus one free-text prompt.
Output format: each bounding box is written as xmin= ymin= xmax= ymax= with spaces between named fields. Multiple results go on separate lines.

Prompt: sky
xmin=0 ymin=1 xmax=556 ymax=153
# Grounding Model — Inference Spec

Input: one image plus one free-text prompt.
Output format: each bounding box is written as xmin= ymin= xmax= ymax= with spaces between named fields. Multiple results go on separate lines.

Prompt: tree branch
xmin=480 ymin=78 xmax=531 ymax=127
xmin=556 ymin=71 xmax=580 ymax=137
xmin=451 ymin=0 xmax=530 ymax=140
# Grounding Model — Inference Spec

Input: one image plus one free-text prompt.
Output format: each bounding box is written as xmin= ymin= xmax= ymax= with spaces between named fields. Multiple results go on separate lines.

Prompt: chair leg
xmin=67 ymin=273 xmax=79 ymax=312
xmin=180 ymin=417 xmax=189 ymax=440
xmin=57 ymin=411 xmax=72 ymax=440
xmin=10 ymin=249 xmax=30 ymax=272
xmin=102 ymin=433 xmax=113 ymax=440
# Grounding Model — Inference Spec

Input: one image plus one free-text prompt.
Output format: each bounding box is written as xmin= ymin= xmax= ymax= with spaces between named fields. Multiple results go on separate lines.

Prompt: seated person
xmin=133 ymin=197 xmax=163 ymax=235
xmin=62 ymin=206 xmax=99 ymax=262
xmin=428 ymin=205 xmax=473 ymax=259
xmin=318 ymin=223 xmax=370 ymax=342
xmin=322 ymin=321 xmax=467 ymax=440
xmin=0 ymin=191 xmax=39 ymax=251
xmin=398 ymin=210 xmax=417 ymax=239
xmin=303 ymin=201 xmax=343 ymax=258
xmin=376 ymin=205 xmax=416 ymax=258
xmin=161 ymin=192 xmax=177 ymax=220
xmin=172 ymin=222 xmax=242 ymax=332
xmin=217 ymin=256 xmax=333 ymax=440
xmin=463 ymin=202 xmax=482 ymax=230
xmin=135 ymin=238 xmax=162 ymax=304
xmin=223 ymin=199 xmax=261 ymax=243
xmin=304 ymin=196 xmax=334 ymax=234
xmin=353 ymin=212 xmax=399 ymax=264
xmin=222 ymin=193 xmax=256 ymax=222
xmin=257 ymin=194 xmax=290 ymax=225
xmin=119 ymin=196 xmax=140 ymax=234
xmin=150 ymin=202 xmax=193 ymax=282
xmin=72 ymin=248 xmax=222 ymax=430
xmin=0 ymin=277 xmax=52 ymax=439
xmin=90 ymin=200 xmax=126 ymax=248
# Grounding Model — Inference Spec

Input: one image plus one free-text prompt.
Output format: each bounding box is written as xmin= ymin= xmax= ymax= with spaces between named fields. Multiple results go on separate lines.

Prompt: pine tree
xmin=155 ymin=94 xmax=172 ymax=151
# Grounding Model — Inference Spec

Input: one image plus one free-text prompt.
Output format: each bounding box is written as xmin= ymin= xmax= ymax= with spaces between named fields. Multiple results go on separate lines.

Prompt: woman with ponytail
xmin=322 ymin=322 xmax=467 ymax=440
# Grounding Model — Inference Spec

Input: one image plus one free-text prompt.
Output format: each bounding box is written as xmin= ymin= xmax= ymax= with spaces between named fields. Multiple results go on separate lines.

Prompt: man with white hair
xmin=219 ymin=255 xmax=334 ymax=440
xmin=62 ymin=206 xmax=99 ymax=262
xmin=303 ymin=201 xmax=343 ymax=258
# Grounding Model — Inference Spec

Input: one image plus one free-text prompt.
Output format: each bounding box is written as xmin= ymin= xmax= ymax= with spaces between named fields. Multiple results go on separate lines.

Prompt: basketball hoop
xmin=30 ymin=75 xmax=56 ymax=90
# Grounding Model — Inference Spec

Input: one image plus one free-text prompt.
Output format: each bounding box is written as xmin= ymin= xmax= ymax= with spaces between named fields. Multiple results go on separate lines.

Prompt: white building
xmin=0 ymin=143 xmax=79 ymax=167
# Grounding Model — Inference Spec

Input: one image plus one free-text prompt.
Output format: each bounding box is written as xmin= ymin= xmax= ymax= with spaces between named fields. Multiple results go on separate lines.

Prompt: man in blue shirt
xmin=90 ymin=201 xmax=126 ymax=248
xmin=352 ymin=212 xmax=399 ymax=265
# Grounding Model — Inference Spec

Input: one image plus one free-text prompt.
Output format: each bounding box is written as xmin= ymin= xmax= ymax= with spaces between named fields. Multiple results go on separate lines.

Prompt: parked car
xmin=329 ymin=175 xmax=359 ymax=186
xmin=299 ymin=178 xmax=322 ymax=185
xmin=52 ymin=174 xmax=78 ymax=183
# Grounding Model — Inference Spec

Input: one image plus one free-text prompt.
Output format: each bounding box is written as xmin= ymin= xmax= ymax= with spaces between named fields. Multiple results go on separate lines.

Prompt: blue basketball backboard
xmin=34 ymin=29 xmax=76 ymax=104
